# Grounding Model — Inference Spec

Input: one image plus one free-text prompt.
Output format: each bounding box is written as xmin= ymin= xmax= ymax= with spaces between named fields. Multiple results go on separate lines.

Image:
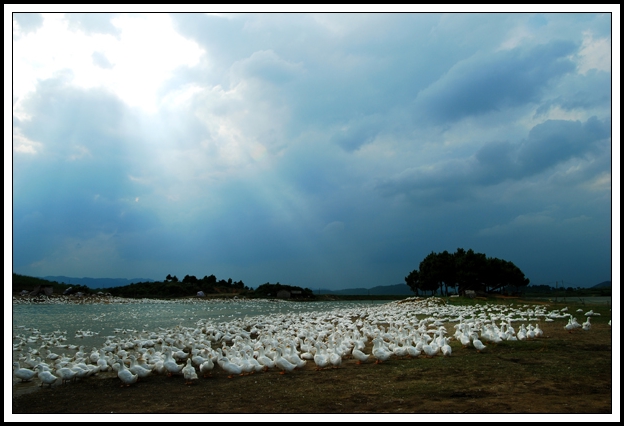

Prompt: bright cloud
xmin=13 ymin=13 xmax=205 ymax=114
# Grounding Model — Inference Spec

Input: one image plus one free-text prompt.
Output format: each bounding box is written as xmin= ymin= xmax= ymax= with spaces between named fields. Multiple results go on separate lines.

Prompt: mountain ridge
xmin=41 ymin=276 xmax=155 ymax=289
xmin=591 ymin=281 xmax=611 ymax=288
xmin=317 ymin=283 xmax=414 ymax=296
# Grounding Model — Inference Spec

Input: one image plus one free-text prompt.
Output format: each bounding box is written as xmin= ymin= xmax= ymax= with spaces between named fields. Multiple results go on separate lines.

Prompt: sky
xmin=7 ymin=7 xmax=620 ymax=291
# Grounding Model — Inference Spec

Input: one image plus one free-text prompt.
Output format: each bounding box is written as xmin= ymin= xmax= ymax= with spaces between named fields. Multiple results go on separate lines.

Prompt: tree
xmin=405 ymin=269 xmax=421 ymax=295
xmin=437 ymin=250 xmax=457 ymax=296
xmin=202 ymin=275 xmax=217 ymax=284
xmin=418 ymin=252 xmax=442 ymax=296
xmin=407 ymin=248 xmax=529 ymax=296
xmin=183 ymin=275 xmax=198 ymax=283
xmin=455 ymin=249 xmax=487 ymax=294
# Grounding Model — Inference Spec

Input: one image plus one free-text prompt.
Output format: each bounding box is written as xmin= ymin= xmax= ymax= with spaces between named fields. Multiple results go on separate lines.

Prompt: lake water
xmin=12 ymin=298 xmax=391 ymax=349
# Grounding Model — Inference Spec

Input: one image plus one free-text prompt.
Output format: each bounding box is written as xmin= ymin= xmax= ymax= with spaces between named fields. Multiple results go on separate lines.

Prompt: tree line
xmin=405 ymin=248 xmax=530 ymax=296
xmin=105 ymin=273 xmax=248 ymax=298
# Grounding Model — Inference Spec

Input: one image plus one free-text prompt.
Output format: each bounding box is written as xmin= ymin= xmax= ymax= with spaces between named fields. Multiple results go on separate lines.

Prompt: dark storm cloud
xmin=12 ymin=77 xmax=160 ymax=271
xmin=375 ymin=116 xmax=610 ymax=202
xmin=535 ymin=69 xmax=611 ymax=116
xmin=18 ymin=75 xmax=127 ymax=160
xmin=413 ymin=41 xmax=577 ymax=124
xmin=516 ymin=116 xmax=610 ymax=176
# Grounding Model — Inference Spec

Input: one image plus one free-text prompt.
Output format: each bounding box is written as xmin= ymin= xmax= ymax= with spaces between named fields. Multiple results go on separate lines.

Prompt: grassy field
xmin=11 ymin=298 xmax=614 ymax=416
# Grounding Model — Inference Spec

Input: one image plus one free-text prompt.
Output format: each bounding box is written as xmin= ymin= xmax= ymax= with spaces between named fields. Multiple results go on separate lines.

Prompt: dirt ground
xmin=11 ymin=315 xmax=613 ymax=416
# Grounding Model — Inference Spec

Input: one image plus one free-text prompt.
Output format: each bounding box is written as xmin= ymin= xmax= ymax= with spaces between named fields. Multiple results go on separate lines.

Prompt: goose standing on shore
xmin=440 ymin=337 xmax=452 ymax=357
xmin=274 ymin=347 xmax=297 ymax=374
xmin=182 ymin=359 xmax=198 ymax=385
xmin=352 ymin=347 xmax=370 ymax=364
xmin=219 ymin=356 xmax=243 ymax=379
xmin=113 ymin=362 xmax=138 ymax=387
xmin=55 ymin=366 xmax=77 ymax=384
xmin=162 ymin=347 xmax=184 ymax=376
xmin=256 ymin=346 xmax=275 ymax=371
xmin=35 ymin=364 xmax=58 ymax=388
xmin=128 ymin=355 xmax=152 ymax=379
xmin=372 ymin=337 xmax=392 ymax=364
xmin=200 ymin=357 xmax=215 ymax=377
xmin=13 ymin=362 xmax=36 ymax=382
xmin=472 ymin=337 xmax=487 ymax=353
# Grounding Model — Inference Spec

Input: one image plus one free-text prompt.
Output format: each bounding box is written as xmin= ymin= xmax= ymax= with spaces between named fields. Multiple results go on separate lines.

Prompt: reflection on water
xmin=12 ymin=299 xmax=391 ymax=348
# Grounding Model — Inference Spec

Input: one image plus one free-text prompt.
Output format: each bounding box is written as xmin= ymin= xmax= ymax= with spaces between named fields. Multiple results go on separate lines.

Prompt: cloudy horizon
xmin=8 ymin=10 xmax=619 ymax=290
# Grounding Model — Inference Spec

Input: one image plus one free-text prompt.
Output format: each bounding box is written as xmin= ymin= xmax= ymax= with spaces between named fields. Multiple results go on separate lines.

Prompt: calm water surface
xmin=12 ymin=299 xmax=391 ymax=348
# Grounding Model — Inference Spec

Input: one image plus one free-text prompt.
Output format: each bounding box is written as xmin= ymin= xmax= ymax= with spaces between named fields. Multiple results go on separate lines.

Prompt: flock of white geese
xmin=12 ymin=297 xmax=609 ymax=388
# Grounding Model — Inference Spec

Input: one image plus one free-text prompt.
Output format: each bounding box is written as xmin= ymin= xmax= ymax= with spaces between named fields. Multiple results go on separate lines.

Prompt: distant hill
xmin=42 ymin=276 xmax=155 ymax=289
xmin=319 ymin=283 xmax=414 ymax=296
xmin=591 ymin=281 xmax=611 ymax=288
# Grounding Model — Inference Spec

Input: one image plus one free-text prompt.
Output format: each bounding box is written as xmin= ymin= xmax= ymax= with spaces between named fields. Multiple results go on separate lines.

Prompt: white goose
xmin=23 ymin=353 xmax=39 ymax=369
xmin=459 ymin=329 xmax=472 ymax=348
xmin=392 ymin=339 xmax=409 ymax=359
xmin=472 ymin=337 xmax=487 ymax=353
xmin=70 ymin=362 xmax=93 ymax=380
xmin=256 ymin=346 xmax=276 ymax=371
xmin=274 ymin=347 xmax=297 ymax=374
xmin=128 ymin=355 xmax=152 ymax=379
xmin=582 ymin=317 xmax=591 ymax=331
xmin=191 ymin=353 xmax=208 ymax=369
xmin=372 ymin=337 xmax=392 ymax=364
xmin=35 ymin=364 xmax=58 ymax=388
xmin=162 ymin=347 xmax=185 ymax=376
xmin=55 ymin=366 xmax=77 ymax=384
xmin=244 ymin=351 xmax=265 ymax=373
xmin=422 ymin=340 xmax=438 ymax=358
xmin=313 ymin=343 xmax=331 ymax=370
xmin=218 ymin=356 xmax=243 ymax=379
xmin=182 ymin=359 xmax=198 ymax=385
xmin=97 ymin=349 xmax=111 ymax=372
xmin=534 ymin=323 xmax=544 ymax=338
xmin=13 ymin=362 xmax=36 ymax=382
xmin=328 ymin=344 xmax=342 ymax=369
xmin=200 ymin=357 xmax=215 ymax=377
xmin=285 ymin=344 xmax=307 ymax=369
xmin=564 ymin=317 xmax=579 ymax=333
xmin=440 ymin=337 xmax=452 ymax=357
xmin=405 ymin=339 xmax=421 ymax=358
xmin=113 ymin=362 xmax=138 ymax=387
xmin=352 ymin=347 xmax=370 ymax=364
xmin=517 ymin=325 xmax=527 ymax=341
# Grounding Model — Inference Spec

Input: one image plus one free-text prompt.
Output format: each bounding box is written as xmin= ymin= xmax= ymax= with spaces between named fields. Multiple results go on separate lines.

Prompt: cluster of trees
xmin=12 ymin=273 xmax=317 ymax=300
xmin=523 ymin=284 xmax=611 ymax=297
xmin=253 ymin=282 xmax=315 ymax=299
xmin=106 ymin=273 xmax=249 ymax=298
xmin=405 ymin=248 xmax=530 ymax=296
xmin=12 ymin=273 xmax=91 ymax=295
xmin=166 ymin=274 xmax=246 ymax=289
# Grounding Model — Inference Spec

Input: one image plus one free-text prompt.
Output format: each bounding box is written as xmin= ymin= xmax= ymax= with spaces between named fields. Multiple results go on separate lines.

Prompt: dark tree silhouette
xmin=406 ymin=248 xmax=530 ymax=296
